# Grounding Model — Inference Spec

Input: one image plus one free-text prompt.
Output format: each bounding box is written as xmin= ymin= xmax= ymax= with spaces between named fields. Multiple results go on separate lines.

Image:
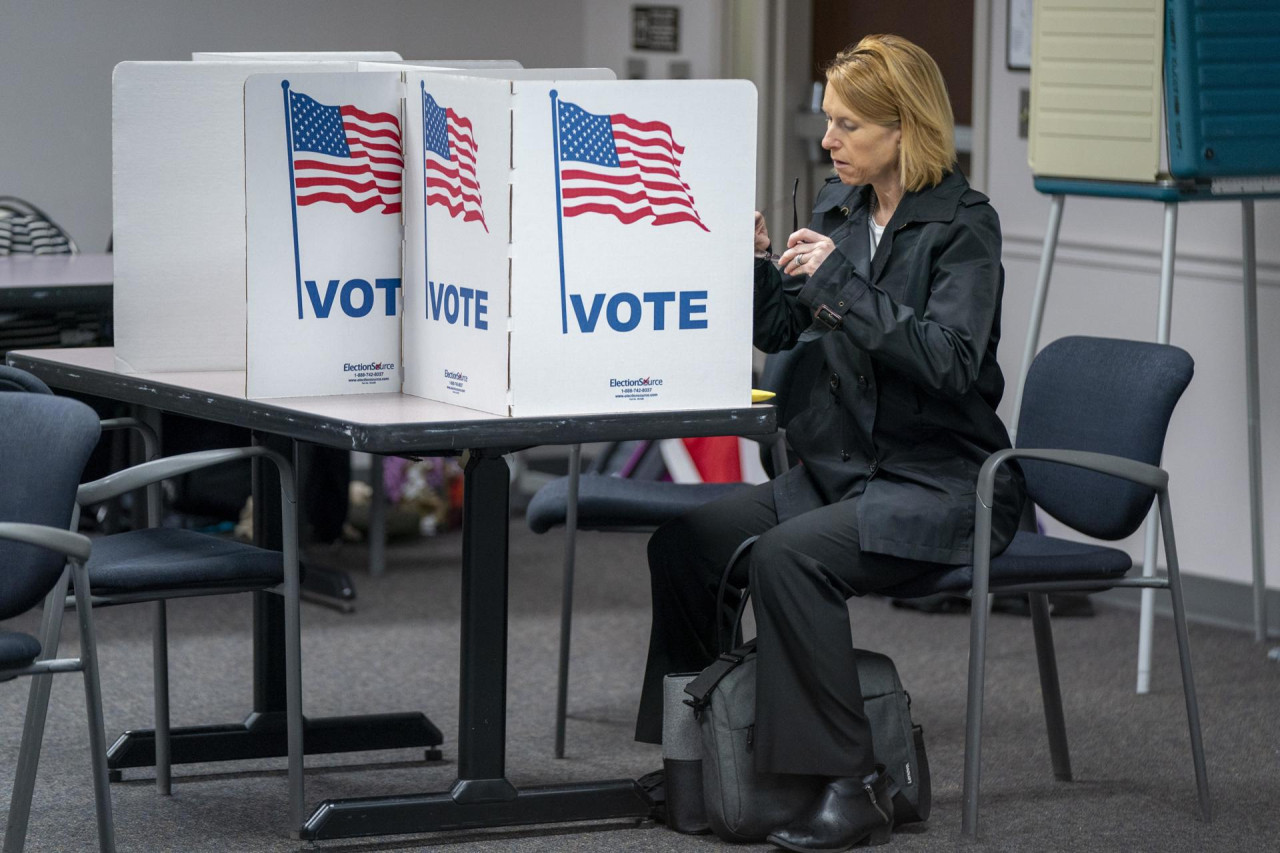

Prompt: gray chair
xmin=0 ymin=367 xmax=306 ymax=836
xmin=526 ymin=343 xmax=822 ymax=757
xmin=880 ymin=336 xmax=1208 ymax=838
xmin=0 ymin=393 xmax=114 ymax=852
xmin=0 ymin=197 xmax=77 ymax=255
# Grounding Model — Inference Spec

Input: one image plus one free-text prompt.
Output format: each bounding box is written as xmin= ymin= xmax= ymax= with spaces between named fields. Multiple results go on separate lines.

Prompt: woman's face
xmin=820 ymin=84 xmax=901 ymax=188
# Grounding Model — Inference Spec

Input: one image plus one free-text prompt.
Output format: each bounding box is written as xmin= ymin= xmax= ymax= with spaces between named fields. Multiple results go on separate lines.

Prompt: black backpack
xmin=682 ymin=639 xmax=930 ymax=841
xmin=675 ymin=535 xmax=930 ymax=841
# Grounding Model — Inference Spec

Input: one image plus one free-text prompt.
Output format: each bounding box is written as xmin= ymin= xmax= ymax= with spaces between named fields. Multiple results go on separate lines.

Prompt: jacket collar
xmin=813 ymin=170 xmax=971 ymax=283
xmin=870 ymin=170 xmax=969 ymax=281
xmin=817 ymin=169 xmax=969 ymax=223
xmin=890 ymin=169 xmax=969 ymax=226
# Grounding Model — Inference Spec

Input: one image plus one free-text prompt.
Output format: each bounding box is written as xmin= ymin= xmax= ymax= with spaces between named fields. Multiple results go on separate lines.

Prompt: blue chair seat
xmin=0 ymin=631 xmax=42 ymax=673
xmin=87 ymin=529 xmax=283 ymax=595
xmin=882 ymin=530 xmax=1134 ymax=598
xmin=526 ymin=474 xmax=751 ymax=534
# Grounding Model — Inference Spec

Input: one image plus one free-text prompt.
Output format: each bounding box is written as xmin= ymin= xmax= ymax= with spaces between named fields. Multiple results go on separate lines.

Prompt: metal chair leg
xmin=70 ymin=560 xmax=116 ymax=853
xmin=1028 ymin=592 xmax=1072 ymax=781
xmin=554 ymin=444 xmax=582 ymax=760
xmin=153 ymin=599 xmax=171 ymax=795
xmin=1158 ymin=493 xmax=1211 ymax=822
xmin=3 ymin=571 xmax=70 ymax=853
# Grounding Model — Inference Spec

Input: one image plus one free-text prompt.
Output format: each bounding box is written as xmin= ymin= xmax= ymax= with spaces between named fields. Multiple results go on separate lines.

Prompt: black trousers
xmin=636 ymin=481 xmax=945 ymax=778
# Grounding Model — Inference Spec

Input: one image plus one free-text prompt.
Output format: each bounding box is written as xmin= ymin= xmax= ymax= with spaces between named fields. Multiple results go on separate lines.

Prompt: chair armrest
xmin=78 ymin=446 xmax=295 ymax=507
xmin=0 ymin=522 xmax=92 ymax=563
xmin=99 ymin=417 xmax=159 ymax=461
xmin=976 ymin=447 xmax=1167 ymax=508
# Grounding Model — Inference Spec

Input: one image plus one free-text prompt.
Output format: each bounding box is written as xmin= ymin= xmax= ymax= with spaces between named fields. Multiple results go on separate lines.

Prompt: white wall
xmin=982 ymin=3 xmax=1280 ymax=592
xmin=0 ymin=0 xmax=585 ymax=252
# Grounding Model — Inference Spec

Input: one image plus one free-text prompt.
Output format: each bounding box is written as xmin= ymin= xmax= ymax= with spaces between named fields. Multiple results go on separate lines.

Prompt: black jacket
xmin=754 ymin=170 xmax=1024 ymax=565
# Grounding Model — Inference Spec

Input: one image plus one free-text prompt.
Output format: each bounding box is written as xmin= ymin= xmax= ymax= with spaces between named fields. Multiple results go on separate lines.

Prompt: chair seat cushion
xmin=881 ymin=530 xmax=1134 ymax=598
xmin=86 ymin=528 xmax=283 ymax=595
xmin=526 ymin=474 xmax=752 ymax=534
xmin=0 ymin=630 xmax=42 ymax=672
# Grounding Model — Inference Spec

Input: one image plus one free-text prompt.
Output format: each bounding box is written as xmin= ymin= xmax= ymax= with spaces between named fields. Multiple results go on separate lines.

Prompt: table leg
xmin=298 ymin=449 xmax=654 ymax=841
xmin=106 ymin=431 xmax=443 ymax=777
xmin=369 ymin=454 xmax=387 ymax=578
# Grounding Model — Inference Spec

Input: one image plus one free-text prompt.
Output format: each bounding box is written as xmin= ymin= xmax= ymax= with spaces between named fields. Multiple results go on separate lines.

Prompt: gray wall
xmin=0 ymin=0 xmax=585 ymax=252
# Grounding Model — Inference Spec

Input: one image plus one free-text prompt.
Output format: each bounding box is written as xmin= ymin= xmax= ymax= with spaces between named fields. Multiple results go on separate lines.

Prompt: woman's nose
xmin=821 ymin=130 xmax=836 ymax=151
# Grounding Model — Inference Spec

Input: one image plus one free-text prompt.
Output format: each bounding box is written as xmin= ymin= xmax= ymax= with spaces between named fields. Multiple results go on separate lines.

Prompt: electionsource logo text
xmin=344 ymin=362 xmax=394 ymax=372
xmin=444 ymin=369 xmax=469 ymax=382
xmin=609 ymin=376 xmax=663 ymax=388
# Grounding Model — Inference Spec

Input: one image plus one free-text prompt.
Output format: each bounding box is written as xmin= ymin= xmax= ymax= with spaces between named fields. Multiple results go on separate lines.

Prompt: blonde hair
xmin=824 ymin=34 xmax=956 ymax=192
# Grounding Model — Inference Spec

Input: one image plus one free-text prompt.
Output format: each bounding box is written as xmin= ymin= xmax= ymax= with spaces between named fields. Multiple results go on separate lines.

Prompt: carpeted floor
xmin=1 ymin=520 xmax=1277 ymax=852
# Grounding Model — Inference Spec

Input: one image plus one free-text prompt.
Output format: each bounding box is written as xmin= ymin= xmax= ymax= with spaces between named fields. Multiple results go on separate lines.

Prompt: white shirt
xmin=869 ymin=215 xmax=886 ymax=255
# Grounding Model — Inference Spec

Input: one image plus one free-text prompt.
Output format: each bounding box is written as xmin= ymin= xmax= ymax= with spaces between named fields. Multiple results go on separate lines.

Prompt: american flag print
xmin=556 ymin=99 xmax=708 ymax=232
xmin=422 ymin=91 xmax=487 ymax=231
xmin=288 ymin=90 xmax=402 ymax=215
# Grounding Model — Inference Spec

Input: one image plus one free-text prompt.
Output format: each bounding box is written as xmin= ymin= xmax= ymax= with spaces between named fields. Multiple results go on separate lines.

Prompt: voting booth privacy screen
xmin=111 ymin=54 xmax=512 ymax=375
xmin=401 ymin=75 xmax=757 ymax=417
xmin=245 ymin=72 xmax=405 ymax=398
xmin=1028 ymin=0 xmax=1280 ymax=185
xmin=115 ymin=57 xmax=757 ymax=417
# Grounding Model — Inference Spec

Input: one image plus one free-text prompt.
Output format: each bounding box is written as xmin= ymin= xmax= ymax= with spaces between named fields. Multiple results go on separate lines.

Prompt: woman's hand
xmin=778 ymin=228 xmax=835 ymax=277
xmin=754 ymin=211 xmax=771 ymax=253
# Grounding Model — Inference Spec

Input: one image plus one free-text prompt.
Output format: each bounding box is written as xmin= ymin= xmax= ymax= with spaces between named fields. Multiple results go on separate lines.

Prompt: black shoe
xmin=767 ymin=766 xmax=894 ymax=852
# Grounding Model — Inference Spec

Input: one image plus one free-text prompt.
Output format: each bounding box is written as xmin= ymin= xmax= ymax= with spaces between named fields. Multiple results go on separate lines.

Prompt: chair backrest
xmin=1016 ymin=336 xmax=1194 ymax=541
xmin=0 ymin=394 xmax=101 ymax=618
xmin=0 ymin=365 xmax=53 ymax=395
xmin=0 ymin=197 xmax=76 ymax=255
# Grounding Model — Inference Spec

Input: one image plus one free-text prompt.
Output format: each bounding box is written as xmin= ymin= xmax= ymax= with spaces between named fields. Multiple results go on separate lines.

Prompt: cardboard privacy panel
xmin=112 ymin=60 xmax=360 ymax=375
xmin=244 ymin=72 xmax=405 ymax=398
xmin=1028 ymin=0 xmax=1164 ymax=182
xmin=401 ymin=76 xmax=757 ymax=417
xmin=399 ymin=68 xmax=618 ymax=414
xmin=192 ymin=51 xmax=403 ymax=62
xmin=111 ymin=58 xmax=522 ymax=377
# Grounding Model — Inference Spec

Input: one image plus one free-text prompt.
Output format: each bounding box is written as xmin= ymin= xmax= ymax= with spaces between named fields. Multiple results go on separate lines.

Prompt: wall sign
xmin=632 ymin=6 xmax=680 ymax=52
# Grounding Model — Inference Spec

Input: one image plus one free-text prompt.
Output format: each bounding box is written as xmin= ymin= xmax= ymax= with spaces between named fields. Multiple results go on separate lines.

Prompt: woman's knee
xmin=647 ymin=515 xmax=691 ymax=574
xmin=747 ymin=529 xmax=805 ymax=593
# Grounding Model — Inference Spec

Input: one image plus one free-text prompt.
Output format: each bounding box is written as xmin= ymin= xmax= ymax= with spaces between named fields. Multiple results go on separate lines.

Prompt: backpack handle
xmin=715 ymin=534 xmax=759 ymax=656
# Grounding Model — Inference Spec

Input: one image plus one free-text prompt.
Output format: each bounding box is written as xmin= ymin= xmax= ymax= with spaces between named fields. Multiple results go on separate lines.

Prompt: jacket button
xmin=829 ymin=372 xmax=840 ymax=391
xmin=869 ymin=459 xmax=878 ymax=473
xmin=857 ymin=374 xmax=868 ymax=388
xmin=840 ymin=450 xmax=851 ymax=461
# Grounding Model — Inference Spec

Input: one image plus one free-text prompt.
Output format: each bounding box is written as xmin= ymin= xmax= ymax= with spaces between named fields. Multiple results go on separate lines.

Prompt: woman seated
xmin=635 ymin=34 xmax=1026 ymax=851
